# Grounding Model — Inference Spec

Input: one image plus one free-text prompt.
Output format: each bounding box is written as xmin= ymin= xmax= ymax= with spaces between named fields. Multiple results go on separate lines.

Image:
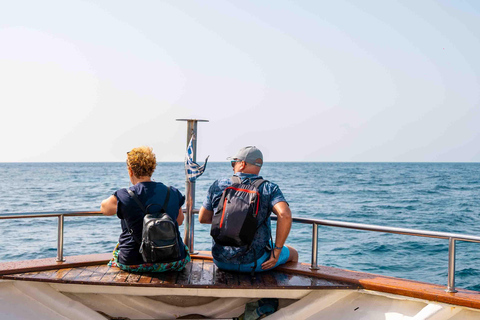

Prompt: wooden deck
xmin=0 ymin=253 xmax=355 ymax=290
xmin=2 ymin=252 xmax=480 ymax=310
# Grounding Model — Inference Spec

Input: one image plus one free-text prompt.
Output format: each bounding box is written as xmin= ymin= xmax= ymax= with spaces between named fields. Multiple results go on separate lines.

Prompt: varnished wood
xmin=89 ymin=265 xmax=111 ymax=282
xmin=224 ymin=269 xmax=237 ymax=286
xmin=176 ymin=262 xmax=193 ymax=286
xmin=54 ymin=268 xmax=73 ymax=280
xmin=188 ymin=260 xmax=203 ymax=285
xmin=34 ymin=269 xmax=58 ymax=279
xmin=126 ymin=273 xmax=141 ymax=283
xmin=3 ymin=253 xmax=480 ymax=310
xmin=62 ymin=266 xmax=85 ymax=281
xmin=237 ymin=271 xmax=253 ymax=287
xmin=114 ymin=269 xmax=130 ymax=283
xmin=76 ymin=265 xmax=100 ymax=281
xmin=162 ymin=269 xmax=179 ymax=286
xmin=138 ymin=273 xmax=153 ymax=284
xmin=99 ymin=266 xmax=119 ymax=282
xmin=150 ymin=272 xmax=165 ymax=285
xmin=197 ymin=260 xmax=214 ymax=286
xmin=261 ymin=272 xmax=279 ymax=288
xmin=0 ymin=253 xmax=111 ymax=275
xmin=212 ymin=265 xmax=228 ymax=287
xmin=251 ymin=271 xmax=264 ymax=288
xmin=277 ymin=262 xmax=480 ymax=310
xmin=12 ymin=271 xmax=40 ymax=279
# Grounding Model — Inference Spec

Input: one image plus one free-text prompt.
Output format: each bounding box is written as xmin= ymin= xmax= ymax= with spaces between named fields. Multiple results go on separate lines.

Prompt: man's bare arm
xmin=199 ymin=206 xmax=214 ymax=224
xmin=261 ymin=201 xmax=292 ymax=269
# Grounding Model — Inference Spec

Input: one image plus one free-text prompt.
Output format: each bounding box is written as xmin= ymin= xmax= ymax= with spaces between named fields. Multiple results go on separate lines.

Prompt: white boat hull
xmin=2 ymin=279 xmax=479 ymax=320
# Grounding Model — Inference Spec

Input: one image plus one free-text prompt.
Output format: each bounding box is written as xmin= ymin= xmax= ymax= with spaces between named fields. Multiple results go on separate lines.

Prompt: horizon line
xmin=1 ymin=161 xmax=479 ymax=164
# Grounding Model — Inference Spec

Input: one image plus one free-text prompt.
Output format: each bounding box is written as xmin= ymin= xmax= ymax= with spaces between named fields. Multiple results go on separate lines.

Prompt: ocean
xmin=1 ymin=162 xmax=479 ymax=291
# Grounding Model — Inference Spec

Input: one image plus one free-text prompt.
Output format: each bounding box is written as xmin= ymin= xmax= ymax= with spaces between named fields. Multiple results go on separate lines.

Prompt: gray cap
xmin=227 ymin=146 xmax=263 ymax=167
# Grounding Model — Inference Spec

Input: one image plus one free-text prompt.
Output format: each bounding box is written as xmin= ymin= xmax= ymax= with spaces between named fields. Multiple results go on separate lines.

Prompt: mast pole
xmin=176 ymin=118 xmax=208 ymax=253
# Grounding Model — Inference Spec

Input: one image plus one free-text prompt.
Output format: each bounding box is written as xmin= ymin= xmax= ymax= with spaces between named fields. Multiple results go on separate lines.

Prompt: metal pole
xmin=185 ymin=120 xmax=197 ymax=253
xmin=56 ymin=215 xmax=65 ymax=262
xmin=446 ymin=237 xmax=457 ymax=293
xmin=310 ymin=223 xmax=319 ymax=270
xmin=176 ymin=118 xmax=208 ymax=254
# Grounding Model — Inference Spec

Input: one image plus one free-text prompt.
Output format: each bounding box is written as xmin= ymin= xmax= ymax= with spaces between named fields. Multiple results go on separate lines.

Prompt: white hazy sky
xmin=1 ymin=0 xmax=479 ymax=162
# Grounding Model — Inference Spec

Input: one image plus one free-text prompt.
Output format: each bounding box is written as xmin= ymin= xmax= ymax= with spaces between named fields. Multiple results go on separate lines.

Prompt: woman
xmin=101 ymin=146 xmax=190 ymax=272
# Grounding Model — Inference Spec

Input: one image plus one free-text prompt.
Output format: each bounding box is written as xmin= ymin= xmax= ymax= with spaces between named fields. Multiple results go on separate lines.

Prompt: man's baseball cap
xmin=227 ymin=146 xmax=263 ymax=167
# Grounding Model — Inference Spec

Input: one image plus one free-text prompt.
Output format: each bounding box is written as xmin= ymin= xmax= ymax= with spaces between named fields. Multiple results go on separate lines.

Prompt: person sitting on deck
xmin=199 ymin=146 xmax=298 ymax=273
xmin=100 ymin=146 xmax=190 ymax=272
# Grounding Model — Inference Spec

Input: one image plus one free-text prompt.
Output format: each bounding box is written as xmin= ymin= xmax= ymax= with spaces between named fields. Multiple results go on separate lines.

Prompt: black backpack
xmin=127 ymin=187 xmax=182 ymax=263
xmin=210 ymin=176 xmax=267 ymax=247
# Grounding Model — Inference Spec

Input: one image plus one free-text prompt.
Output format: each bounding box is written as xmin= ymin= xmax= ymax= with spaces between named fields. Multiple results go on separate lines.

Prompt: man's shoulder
xmin=209 ymin=175 xmax=281 ymax=193
xmin=208 ymin=177 xmax=233 ymax=192
xmin=258 ymin=179 xmax=280 ymax=191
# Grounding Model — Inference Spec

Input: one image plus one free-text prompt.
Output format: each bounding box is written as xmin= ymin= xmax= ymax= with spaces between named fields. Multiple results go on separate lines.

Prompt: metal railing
xmin=0 ymin=211 xmax=101 ymax=262
xmin=273 ymin=216 xmax=480 ymax=293
xmin=2 ymin=210 xmax=480 ymax=292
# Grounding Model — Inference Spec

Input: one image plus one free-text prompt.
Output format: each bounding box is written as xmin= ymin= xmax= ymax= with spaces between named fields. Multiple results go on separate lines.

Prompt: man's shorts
xmin=213 ymin=246 xmax=290 ymax=273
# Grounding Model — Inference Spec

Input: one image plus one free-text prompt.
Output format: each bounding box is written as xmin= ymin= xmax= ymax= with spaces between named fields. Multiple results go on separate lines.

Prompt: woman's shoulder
xmin=113 ymin=187 xmax=137 ymax=215
xmin=153 ymin=182 xmax=183 ymax=197
xmin=114 ymin=187 xmax=130 ymax=200
xmin=168 ymin=185 xmax=183 ymax=195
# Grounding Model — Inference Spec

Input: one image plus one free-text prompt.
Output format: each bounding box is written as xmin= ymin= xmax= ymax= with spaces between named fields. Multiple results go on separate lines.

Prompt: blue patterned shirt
xmin=203 ymin=172 xmax=287 ymax=264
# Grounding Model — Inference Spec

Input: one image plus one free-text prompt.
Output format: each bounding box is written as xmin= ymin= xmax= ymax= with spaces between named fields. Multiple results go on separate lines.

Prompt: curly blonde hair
xmin=126 ymin=146 xmax=157 ymax=177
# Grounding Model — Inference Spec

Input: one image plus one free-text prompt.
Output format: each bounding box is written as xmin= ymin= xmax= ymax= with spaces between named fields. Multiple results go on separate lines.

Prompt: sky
xmin=1 ymin=0 xmax=479 ymax=162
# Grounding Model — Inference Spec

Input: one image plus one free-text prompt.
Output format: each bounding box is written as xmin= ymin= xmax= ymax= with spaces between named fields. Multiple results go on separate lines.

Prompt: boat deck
xmin=0 ymin=252 xmax=355 ymax=290
xmin=2 ymin=252 xmax=480 ymax=311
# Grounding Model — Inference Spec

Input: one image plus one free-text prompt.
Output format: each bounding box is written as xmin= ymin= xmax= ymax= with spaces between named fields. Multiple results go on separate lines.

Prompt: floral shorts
xmin=108 ymin=243 xmax=191 ymax=273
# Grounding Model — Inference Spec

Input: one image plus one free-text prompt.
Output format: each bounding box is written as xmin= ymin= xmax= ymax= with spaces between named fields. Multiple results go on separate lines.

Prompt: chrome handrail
xmin=0 ymin=211 xmax=103 ymax=262
xmin=2 ymin=210 xmax=478 ymax=292
xmin=269 ymin=216 xmax=480 ymax=292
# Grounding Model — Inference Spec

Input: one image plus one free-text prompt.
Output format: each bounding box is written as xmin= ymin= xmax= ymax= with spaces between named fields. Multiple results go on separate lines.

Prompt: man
xmin=199 ymin=146 xmax=298 ymax=272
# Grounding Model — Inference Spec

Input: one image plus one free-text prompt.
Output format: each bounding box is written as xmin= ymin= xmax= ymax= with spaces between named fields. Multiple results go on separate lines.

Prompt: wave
xmin=457 ymin=268 xmax=480 ymax=277
xmin=371 ymin=244 xmax=392 ymax=253
xmin=373 ymin=205 xmax=415 ymax=210
xmin=317 ymin=190 xmax=336 ymax=195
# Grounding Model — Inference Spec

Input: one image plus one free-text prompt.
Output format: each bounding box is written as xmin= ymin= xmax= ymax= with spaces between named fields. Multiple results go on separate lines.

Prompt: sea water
xmin=0 ymin=162 xmax=479 ymax=291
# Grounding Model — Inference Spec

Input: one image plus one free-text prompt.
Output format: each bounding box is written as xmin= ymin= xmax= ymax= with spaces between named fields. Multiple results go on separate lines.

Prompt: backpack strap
xmin=125 ymin=189 xmax=143 ymax=245
xmin=125 ymin=186 xmax=171 ymax=245
xmin=231 ymin=176 xmax=267 ymax=187
xmin=127 ymin=189 xmax=147 ymax=214
xmin=252 ymin=178 xmax=267 ymax=189
xmin=250 ymin=179 xmax=278 ymax=259
xmin=231 ymin=175 xmax=242 ymax=184
xmin=237 ymin=178 xmax=270 ymax=272
xmin=161 ymin=187 xmax=171 ymax=213
xmin=128 ymin=186 xmax=171 ymax=214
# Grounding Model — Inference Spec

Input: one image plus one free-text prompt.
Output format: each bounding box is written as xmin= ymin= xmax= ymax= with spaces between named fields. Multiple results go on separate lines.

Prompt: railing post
xmin=177 ymin=118 xmax=208 ymax=254
xmin=446 ymin=237 xmax=457 ymax=293
xmin=56 ymin=214 xmax=65 ymax=262
xmin=310 ymin=223 xmax=319 ymax=270
xmin=184 ymin=120 xmax=197 ymax=253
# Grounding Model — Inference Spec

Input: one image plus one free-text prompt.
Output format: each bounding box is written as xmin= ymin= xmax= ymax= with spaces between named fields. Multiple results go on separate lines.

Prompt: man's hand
xmin=261 ymin=248 xmax=282 ymax=270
